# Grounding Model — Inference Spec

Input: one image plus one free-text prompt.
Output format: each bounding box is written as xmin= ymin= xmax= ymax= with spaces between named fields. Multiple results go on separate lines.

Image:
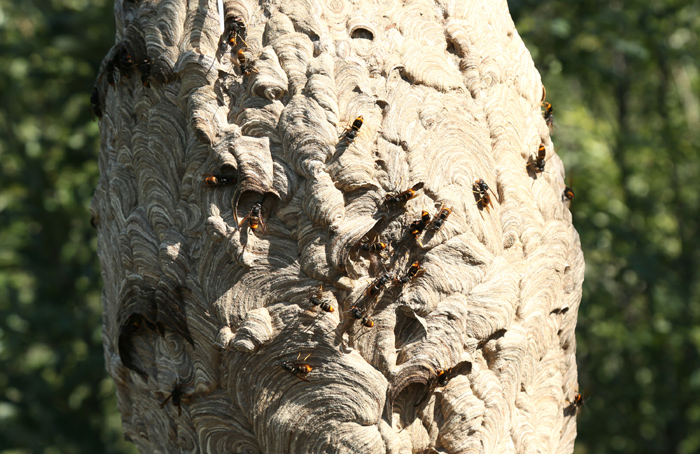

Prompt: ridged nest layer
xmin=92 ymin=0 xmax=583 ymax=452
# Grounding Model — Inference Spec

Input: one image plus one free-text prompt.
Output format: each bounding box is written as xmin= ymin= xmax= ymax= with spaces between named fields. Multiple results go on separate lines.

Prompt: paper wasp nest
xmin=92 ymin=0 xmax=584 ymax=452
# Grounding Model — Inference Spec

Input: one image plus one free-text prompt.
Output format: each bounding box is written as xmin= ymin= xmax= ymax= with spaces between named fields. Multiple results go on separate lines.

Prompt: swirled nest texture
xmin=92 ymin=0 xmax=584 ymax=452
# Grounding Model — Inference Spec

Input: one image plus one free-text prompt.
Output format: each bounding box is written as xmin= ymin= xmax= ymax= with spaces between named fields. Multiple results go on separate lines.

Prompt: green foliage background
xmin=510 ymin=1 xmax=700 ymax=452
xmin=0 ymin=0 xmax=698 ymax=452
xmin=0 ymin=0 xmax=136 ymax=452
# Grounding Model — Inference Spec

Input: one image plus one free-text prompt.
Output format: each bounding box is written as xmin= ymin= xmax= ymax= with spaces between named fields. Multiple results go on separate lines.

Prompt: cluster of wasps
xmin=280 ymin=100 xmax=573 ymax=382
xmin=348 ymin=260 xmax=425 ymax=328
xmin=91 ymin=15 xmax=253 ymax=120
xmin=278 ymin=115 xmax=509 ymax=383
xmin=537 ymin=87 xmax=575 ymax=204
xmin=199 ymin=96 xmax=570 ymax=247
xmin=220 ymin=16 xmax=258 ymax=76
xmin=280 ymin=177 xmax=441 ymax=381
xmin=202 ymin=168 xmax=267 ymax=235
xmin=198 ymin=94 xmax=573 ymax=384
xmin=163 ymin=100 xmax=580 ymax=402
xmin=90 ymin=43 xmax=154 ymax=119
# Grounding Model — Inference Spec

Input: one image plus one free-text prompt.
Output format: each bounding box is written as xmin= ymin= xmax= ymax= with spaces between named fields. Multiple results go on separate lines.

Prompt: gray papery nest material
xmin=92 ymin=0 xmax=584 ymax=452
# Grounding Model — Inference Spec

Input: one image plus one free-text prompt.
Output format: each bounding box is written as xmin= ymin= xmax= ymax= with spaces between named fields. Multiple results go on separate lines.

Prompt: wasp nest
xmin=92 ymin=0 xmax=583 ymax=452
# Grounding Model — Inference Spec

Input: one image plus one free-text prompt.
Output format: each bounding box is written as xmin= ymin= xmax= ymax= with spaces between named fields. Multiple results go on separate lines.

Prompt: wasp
xmin=137 ymin=58 xmax=152 ymax=88
xmin=347 ymin=272 xmax=391 ymax=330
xmin=282 ymin=353 xmax=313 ymax=381
xmin=564 ymin=391 xmax=584 ymax=416
xmin=309 ymin=286 xmax=334 ymax=312
xmin=434 ymin=361 xmax=471 ymax=386
xmin=90 ymin=86 xmax=102 ymax=119
xmin=473 ymin=178 xmax=496 ymax=211
xmin=160 ymin=383 xmax=185 ymax=416
xmin=118 ymin=313 xmax=157 ymax=380
xmin=237 ymin=49 xmax=257 ymax=76
xmin=202 ymin=173 xmax=237 ymax=188
xmin=359 ymin=238 xmax=388 ymax=253
xmin=542 ymin=101 xmax=554 ymax=132
xmin=226 ymin=16 xmax=248 ymax=48
xmin=349 ymin=306 xmax=374 ymax=328
xmin=526 ymin=143 xmax=548 ymax=173
xmin=238 ymin=202 xmax=266 ymax=232
xmin=431 ymin=206 xmax=452 ymax=230
xmin=409 ymin=210 xmax=431 ymax=238
xmin=355 ymin=237 xmax=388 ymax=260
xmin=349 ymin=306 xmax=364 ymax=320
xmin=563 ymin=185 xmax=574 ymax=202
xmin=342 ymin=115 xmax=363 ymax=144
xmin=395 ymin=261 xmax=423 ymax=286
xmin=116 ymin=44 xmax=135 ymax=78
xmin=473 ymin=178 xmax=489 ymax=195
xmin=385 ymin=182 xmax=424 ymax=208
xmin=367 ymin=272 xmax=392 ymax=297
xmin=435 ymin=369 xmax=451 ymax=386
xmin=104 ymin=43 xmax=136 ymax=85
xmin=105 ymin=58 xmax=117 ymax=86
xmin=415 ymin=361 xmax=472 ymax=407
xmin=302 ymin=286 xmax=335 ymax=334
xmin=103 ymin=45 xmax=132 ymax=86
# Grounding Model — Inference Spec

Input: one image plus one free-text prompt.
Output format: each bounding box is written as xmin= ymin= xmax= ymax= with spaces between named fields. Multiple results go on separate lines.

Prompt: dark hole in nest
xmin=220 ymin=163 xmax=237 ymax=175
xmin=392 ymin=382 xmax=426 ymax=427
xmin=351 ymin=28 xmax=374 ymax=41
xmin=446 ymin=40 xmax=459 ymax=56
